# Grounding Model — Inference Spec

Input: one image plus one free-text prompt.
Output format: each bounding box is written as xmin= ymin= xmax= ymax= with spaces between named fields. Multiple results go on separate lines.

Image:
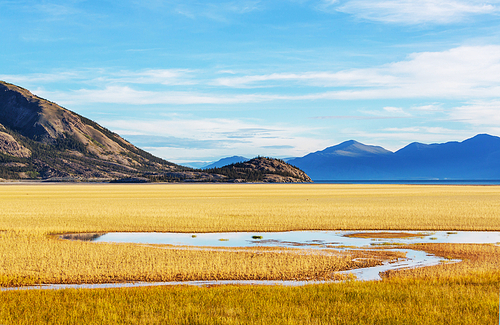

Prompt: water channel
xmin=90 ymin=230 xmax=500 ymax=247
xmin=3 ymin=231 xmax=500 ymax=291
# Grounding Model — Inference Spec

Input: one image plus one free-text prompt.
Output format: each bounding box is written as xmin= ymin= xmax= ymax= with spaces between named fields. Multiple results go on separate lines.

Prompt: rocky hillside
xmin=0 ymin=81 xmax=313 ymax=183
xmin=0 ymin=81 xmax=182 ymax=180
xmin=202 ymin=157 xmax=313 ymax=183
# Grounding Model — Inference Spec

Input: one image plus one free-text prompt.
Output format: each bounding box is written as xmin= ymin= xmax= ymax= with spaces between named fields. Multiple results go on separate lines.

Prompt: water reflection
xmin=5 ymin=230 xmax=497 ymax=291
xmin=87 ymin=230 xmax=500 ymax=248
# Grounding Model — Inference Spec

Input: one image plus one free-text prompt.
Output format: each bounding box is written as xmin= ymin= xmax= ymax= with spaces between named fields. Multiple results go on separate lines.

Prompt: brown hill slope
xmin=0 ymin=81 xmax=180 ymax=179
xmin=0 ymin=81 xmax=313 ymax=183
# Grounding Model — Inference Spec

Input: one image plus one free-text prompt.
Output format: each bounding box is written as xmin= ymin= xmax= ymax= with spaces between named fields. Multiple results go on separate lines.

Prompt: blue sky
xmin=1 ymin=0 xmax=500 ymax=165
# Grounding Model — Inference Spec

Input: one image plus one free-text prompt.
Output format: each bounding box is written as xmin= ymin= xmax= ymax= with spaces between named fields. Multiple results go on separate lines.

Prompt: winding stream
xmin=3 ymin=231 xmax=499 ymax=291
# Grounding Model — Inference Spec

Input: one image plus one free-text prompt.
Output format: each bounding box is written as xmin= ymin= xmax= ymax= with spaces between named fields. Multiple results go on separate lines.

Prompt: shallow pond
xmin=4 ymin=230 xmax=499 ymax=291
xmin=87 ymin=230 xmax=500 ymax=248
xmin=82 ymin=230 xmax=500 ymax=283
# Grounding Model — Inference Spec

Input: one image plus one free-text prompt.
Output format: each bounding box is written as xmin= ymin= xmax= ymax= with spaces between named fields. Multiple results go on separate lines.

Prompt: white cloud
xmin=172 ymin=1 xmax=263 ymax=21
xmin=355 ymin=106 xmax=414 ymax=118
xmin=10 ymin=45 xmax=500 ymax=106
xmin=101 ymin=117 xmax=327 ymax=162
xmin=311 ymin=115 xmax=409 ymax=120
xmin=104 ymin=69 xmax=197 ymax=86
xmin=324 ymin=0 xmax=499 ymax=24
xmin=383 ymin=126 xmax=453 ymax=134
xmin=34 ymin=86 xmax=288 ymax=105
xmin=1 ymin=69 xmax=196 ymax=88
xmin=411 ymin=104 xmax=443 ymax=111
xmin=214 ymin=70 xmax=397 ymax=88
xmin=104 ymin=118 xmax=311 ymax=142
xmin=34 ymin=3 xmax=81 ymax=18
xmin=214 ymin=45 xmax=500 ymax=100
xmin=0 ymin=72 xmax=83 ymax=85
xmin=382 ymin=106 xmax=410 ymax=115
xmin=23 ymin=1 xmax=105 ymax=24
xmin=449 ymin=100 xmax=500 ymax=125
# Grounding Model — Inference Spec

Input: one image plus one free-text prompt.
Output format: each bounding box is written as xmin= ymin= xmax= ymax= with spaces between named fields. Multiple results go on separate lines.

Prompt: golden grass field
xmin=0 ymin=183 xmax=499 ymax=324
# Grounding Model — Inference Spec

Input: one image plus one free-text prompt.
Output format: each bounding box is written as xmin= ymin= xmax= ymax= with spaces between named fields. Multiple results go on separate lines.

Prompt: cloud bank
xmin=24 ymin=45 xmax=500 ymax=106
xmin=322 ymin=0 xmax=499 ymax=24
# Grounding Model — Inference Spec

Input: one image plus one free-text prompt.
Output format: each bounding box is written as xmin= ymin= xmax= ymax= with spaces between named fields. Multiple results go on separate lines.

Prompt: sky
xmin=1 ymin=0 xmax=500 ymax=166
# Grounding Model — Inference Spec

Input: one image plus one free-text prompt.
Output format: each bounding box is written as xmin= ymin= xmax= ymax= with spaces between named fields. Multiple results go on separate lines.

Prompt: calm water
xmin=91 ymin=230 xmax=500 ymax=248
xmin=4 ymin=230 xmax=499 ymax=291
xmin=313 ymin=180 xmax=500 ymax=185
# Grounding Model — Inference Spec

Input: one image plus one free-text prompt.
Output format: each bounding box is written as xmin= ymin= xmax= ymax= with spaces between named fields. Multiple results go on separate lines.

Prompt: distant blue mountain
xmin=202 ymin=156 xmax=249 ymax=169
xmin=180 ymin=161 xmax=210 ymax=169
xmin=287 ymin=134 xmax=500 ymax=180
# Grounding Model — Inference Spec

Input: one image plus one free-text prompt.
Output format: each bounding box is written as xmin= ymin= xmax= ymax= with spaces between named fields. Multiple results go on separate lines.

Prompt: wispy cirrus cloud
xmin=320 ymin=0 xmax=500 ymax=24
xmin=213 ymin=70 xmax=398 ymax=88
xmin=10 ymin=45 xmax=500 ymax=106
xmin=311 ymin=115 xmax=410 ymax=120
xmin=33 ymin=3 xmax=81 ymax=18
xmin=449 ymin=100 xmax=500 ymax=125
xmin=0 ymin=71 xmax=84 ymax=84
xmin=101 ymin=69 xmax=197 ymax=86
xmin=214 ymin=45 xmax=500 ymax=100
xmin=34 ymin=86 xmax=288 ymax=105
xmin=171 ymin=0 xmax=263 ymax=21
xmin=383 ymin=126 xmax=454 ymax=134
xmin=122 ymin=135 xmax=225 ymax=149
xmin=102 ymin=117 xmax=327 ymax=162
xmin=1 ymin=68 xmax=196 ymax=87
xmin=19 ymin=1 xmax=106 ymax=24
xmin=411 ymin=103 xmax=443 ymax=112
xmin=104 ymin=118 xmax=305 ymax=141
xmin=312 ymin=105 xmax=415 ymax=120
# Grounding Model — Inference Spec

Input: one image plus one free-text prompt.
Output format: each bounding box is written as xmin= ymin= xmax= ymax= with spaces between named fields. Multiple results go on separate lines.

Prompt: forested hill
xmin=202 ymin=157 xmax=312 ymax=183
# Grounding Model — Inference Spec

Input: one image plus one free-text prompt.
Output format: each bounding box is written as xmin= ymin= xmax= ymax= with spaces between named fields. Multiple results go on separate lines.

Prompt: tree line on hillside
xmin=202 ymin=158 xmax=305 ymax=182
xmin=0 ymin=124 xmax=187 ymax=179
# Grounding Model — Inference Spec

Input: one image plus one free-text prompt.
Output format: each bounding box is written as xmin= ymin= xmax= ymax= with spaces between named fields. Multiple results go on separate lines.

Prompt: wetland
xmin=38 ymin=230 xmax=495 ymax=289
xmin=1 ymin=184 xmax=499 ymax=324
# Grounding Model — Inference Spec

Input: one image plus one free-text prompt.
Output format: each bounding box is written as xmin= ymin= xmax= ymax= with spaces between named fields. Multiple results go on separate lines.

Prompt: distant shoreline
xmin=313 ymin=180 xmax=500 ymax=185
xmin=1 ymin=179 xmax=500 ymax=185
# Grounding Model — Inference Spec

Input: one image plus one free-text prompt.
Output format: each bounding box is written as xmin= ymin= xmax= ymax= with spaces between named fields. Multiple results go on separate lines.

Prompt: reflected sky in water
xmin=92 ymin=231 xmax=500 ymax=248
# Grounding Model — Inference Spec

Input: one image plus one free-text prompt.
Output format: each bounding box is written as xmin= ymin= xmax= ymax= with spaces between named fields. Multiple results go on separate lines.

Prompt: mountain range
xmin=2 ymin=80 xmax=498 ymax=182
xmin=287 ymin=135 xmax=500 ymax=180
xmin=0 ymin=81 xmax=310 ymax=183
xmin=202 ymin=156 xmax=249 ymax=169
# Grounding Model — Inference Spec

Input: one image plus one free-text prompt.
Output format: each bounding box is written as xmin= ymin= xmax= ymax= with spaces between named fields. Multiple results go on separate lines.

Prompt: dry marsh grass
xmin=0 ymin=183 xmax=499 ymax=287
xmin=0 ymin=184 xmax=499 ymax=324
xmin=345 ymin=231 xmax=426 ymax=238
xmin=0 ymin=229 xmax=403 ymax=286
xmin=1 ymin=183 xmax=500 ymax=234
xmin=384 ymin=243 xmax=500 ymax=282
xmin=1 ymin=278 xmax=498 ymax=324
